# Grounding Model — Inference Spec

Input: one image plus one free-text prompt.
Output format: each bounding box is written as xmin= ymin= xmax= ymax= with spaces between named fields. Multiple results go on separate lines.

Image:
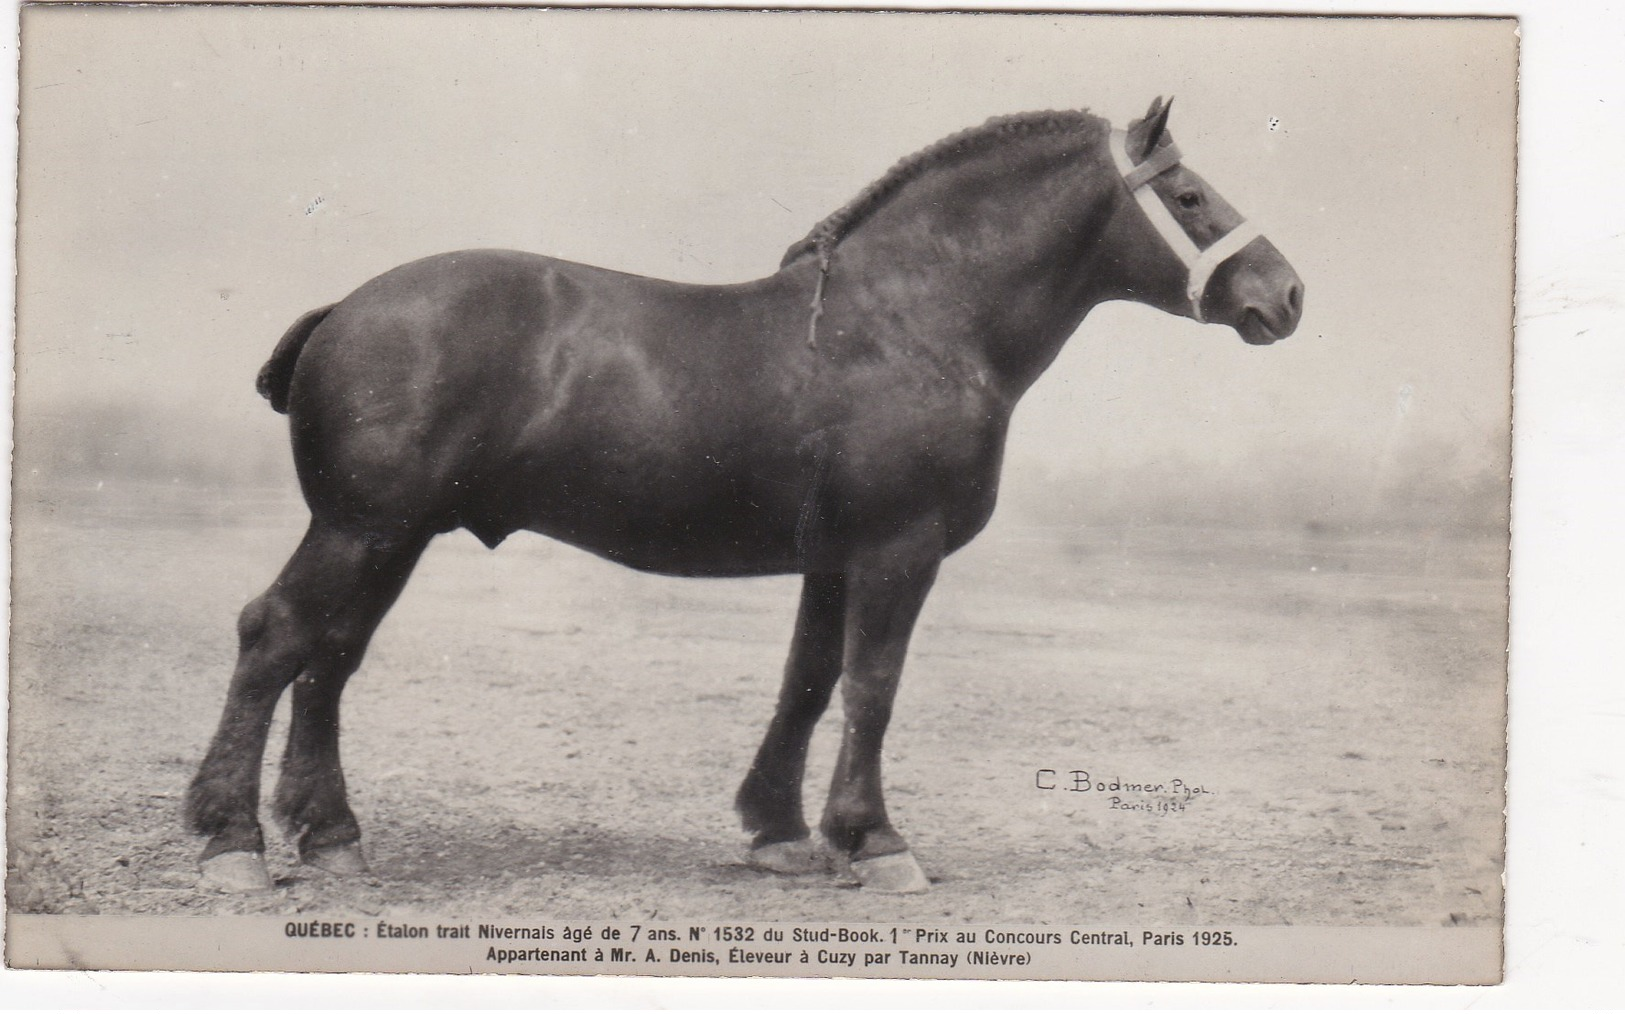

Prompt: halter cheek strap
xmin=1109 ymin=128 xmax=1263 ymax=323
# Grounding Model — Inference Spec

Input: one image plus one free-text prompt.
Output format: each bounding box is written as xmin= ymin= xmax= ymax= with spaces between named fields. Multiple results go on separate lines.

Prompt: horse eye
xmin=1176 ymin=192 xmax=1202 ymax=210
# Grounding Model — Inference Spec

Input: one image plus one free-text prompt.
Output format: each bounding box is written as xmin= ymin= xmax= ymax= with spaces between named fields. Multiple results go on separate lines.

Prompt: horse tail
xmin=256 ymin=304 xmax=335 ymax=414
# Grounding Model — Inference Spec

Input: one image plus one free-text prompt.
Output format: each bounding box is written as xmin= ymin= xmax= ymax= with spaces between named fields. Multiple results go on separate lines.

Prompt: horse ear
xmin=1129 ymin=96 xmax=1174 ymax=161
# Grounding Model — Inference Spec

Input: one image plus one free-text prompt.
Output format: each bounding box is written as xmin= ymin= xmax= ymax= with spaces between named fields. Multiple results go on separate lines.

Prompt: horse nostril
xmin=1287 ymin=282 xmax=1304 ymax=318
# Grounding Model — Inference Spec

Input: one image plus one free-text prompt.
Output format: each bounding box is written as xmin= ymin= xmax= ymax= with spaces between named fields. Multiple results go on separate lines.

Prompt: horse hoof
xmin=199 ymin=851 xmax=274 ymax=893
xmin=849 ymin=850 xmax=931 ymax=893
xmin=748 ymin=838 xmax=830 ymax=875
xmin=302 ymin=842 xmax=369 ymax=876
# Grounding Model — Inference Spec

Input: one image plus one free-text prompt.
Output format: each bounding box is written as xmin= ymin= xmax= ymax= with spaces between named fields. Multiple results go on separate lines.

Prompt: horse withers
xmin=187 ymin=98 xmax=1303 ymax=894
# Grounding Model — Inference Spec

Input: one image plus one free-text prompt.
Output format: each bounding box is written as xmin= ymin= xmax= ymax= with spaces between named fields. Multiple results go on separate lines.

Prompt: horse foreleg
xmin=819 ymin=524 xmax=942 ymax=893
xmin=185 ymin=521 xmax=426 ymax=891
xmin=735 ymin=572 xmax=846 ymax=873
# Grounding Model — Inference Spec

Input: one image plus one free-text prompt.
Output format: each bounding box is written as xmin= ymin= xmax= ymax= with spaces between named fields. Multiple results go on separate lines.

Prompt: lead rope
xmin=806 ymin=241 xmax=833 ymax=348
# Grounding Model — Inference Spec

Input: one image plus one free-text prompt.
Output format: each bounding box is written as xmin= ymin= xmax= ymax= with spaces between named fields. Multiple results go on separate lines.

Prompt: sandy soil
xmin=7 ymin=482 xmax=1505 ymax=928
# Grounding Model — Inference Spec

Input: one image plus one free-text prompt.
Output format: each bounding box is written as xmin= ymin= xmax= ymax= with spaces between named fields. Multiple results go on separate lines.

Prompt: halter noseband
xmin=1109 ymin=129 xmax=1263 ymax=323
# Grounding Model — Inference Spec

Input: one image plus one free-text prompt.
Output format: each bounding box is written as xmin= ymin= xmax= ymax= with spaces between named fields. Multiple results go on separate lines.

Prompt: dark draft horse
xmin=187 ymin=99 xmax=1303 ymax=893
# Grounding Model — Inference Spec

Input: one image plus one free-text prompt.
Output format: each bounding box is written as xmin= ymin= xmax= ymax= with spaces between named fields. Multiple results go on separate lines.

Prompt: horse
xmin=186 ymin=97 xmax=1303 ymax=894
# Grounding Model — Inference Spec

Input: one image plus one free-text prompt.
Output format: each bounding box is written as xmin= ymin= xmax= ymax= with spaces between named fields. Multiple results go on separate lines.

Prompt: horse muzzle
xmin=1212 ymin=238 xmax=1304 ymax=346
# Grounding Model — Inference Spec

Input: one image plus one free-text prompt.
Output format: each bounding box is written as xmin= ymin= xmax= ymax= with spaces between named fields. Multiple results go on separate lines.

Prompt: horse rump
xmin=256 ymin=304 xmax=335 ymax=413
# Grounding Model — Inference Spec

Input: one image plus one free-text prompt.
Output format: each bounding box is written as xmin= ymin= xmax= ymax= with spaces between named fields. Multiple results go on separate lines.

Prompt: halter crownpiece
xmin=1109 ymin=128 xmax=1264 ymax=323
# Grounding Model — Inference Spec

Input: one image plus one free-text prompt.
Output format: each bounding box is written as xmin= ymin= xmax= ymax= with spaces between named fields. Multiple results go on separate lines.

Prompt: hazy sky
xmin=17 ymin=9 xmax=1516 ymax=486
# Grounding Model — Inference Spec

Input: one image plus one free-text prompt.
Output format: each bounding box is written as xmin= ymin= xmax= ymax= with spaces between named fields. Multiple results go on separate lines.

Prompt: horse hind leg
xmin=735 ymin=572 xmax=846 ymax=874
xmin=272 ymin=675 xmax=368 ymax=876
xmin=185 ymin=520 xmax=428 ymax=892
xmin=183 ymin=590 xmax=296 ymax=892
xmin=270 ymin=529 xmax=426 ymax=875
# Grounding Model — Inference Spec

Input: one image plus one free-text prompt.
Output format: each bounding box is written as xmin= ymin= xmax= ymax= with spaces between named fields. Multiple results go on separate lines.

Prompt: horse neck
xmin=813 ymin=132 xmax=1130 ymax=397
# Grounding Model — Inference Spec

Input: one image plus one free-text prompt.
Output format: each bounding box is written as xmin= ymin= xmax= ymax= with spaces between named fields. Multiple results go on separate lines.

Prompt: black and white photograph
xmin=7 ymin=5 xmax=1518 ymax=985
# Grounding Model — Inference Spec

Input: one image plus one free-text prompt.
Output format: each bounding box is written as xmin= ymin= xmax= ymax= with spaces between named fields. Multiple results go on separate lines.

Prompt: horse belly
xmin=506 ymin=459 xmax=810 ymax=576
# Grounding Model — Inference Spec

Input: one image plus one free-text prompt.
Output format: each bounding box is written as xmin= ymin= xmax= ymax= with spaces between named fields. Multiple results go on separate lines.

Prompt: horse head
xmin=1111 ymin=97 xmax=1304 ymax=346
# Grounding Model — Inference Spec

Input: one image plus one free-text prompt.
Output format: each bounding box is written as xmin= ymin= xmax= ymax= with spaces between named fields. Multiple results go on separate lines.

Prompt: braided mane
xmin=780 ymin=109 xmax=1105 ymax=268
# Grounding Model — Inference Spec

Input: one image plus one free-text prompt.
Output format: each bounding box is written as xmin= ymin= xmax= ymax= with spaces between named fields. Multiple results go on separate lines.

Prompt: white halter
xmin=1109 ymin=129 xmax=1263 ymax=323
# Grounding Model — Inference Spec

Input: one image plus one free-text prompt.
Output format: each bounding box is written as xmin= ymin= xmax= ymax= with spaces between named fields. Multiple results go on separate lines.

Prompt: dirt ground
xmin=7 ymin=482 xmax=1505 ymax=928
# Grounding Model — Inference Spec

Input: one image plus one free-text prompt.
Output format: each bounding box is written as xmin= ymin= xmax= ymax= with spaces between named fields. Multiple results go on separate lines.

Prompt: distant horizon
xmin=15 ymin=390 xmax=1508 ymax=537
